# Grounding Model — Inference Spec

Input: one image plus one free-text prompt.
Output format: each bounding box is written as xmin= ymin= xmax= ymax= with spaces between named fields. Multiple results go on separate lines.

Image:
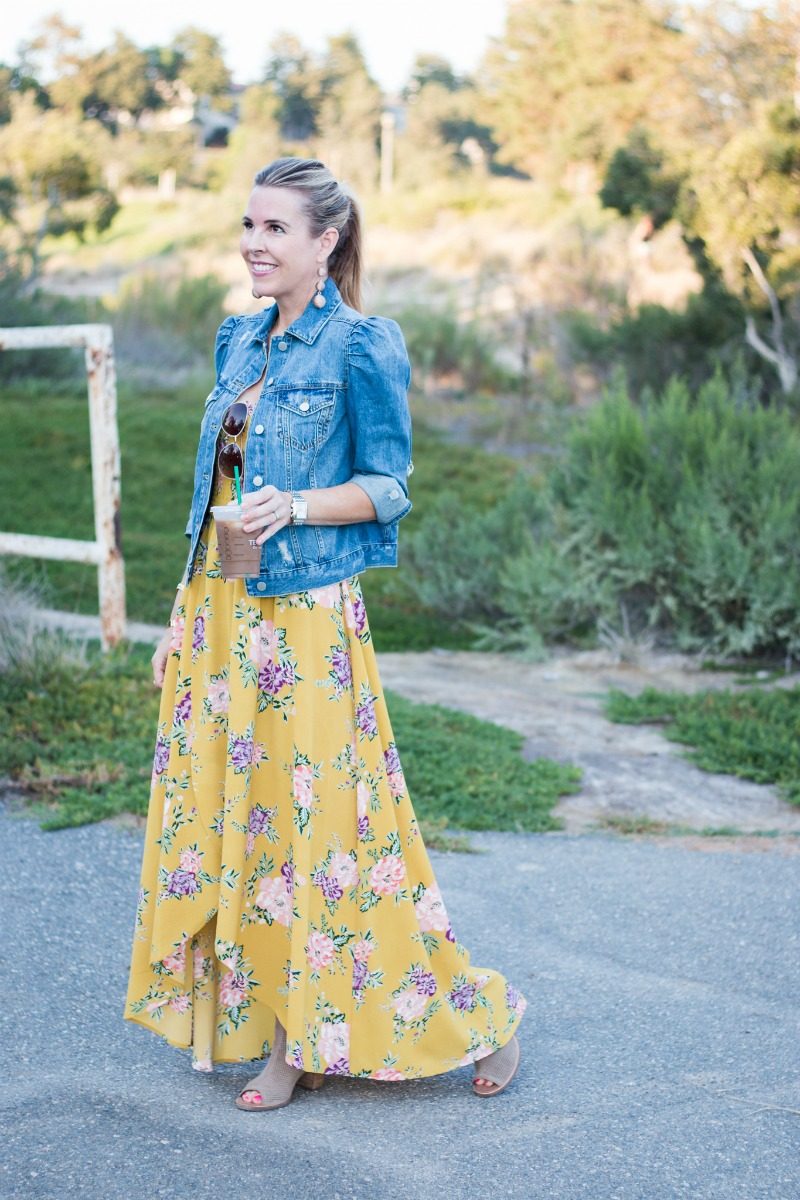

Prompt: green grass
xmin=0 ymin=641 xmax=580 ymax=833
xmin=605 ymin=685 xmax=800 ymax=804
xmin=0 ymin=379 xmax=520 ymax=651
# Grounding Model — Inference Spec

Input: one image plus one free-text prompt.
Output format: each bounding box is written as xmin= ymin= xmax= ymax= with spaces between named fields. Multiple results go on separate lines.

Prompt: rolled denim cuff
xmin=350 ymin=472 xmax=412 ymax=525
xmin=184 ymin=517 xmax=192 ymax=539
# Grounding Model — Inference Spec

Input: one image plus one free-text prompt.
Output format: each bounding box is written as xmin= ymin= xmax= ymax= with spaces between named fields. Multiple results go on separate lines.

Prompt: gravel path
xmin=1 ymin=804 xmax=798 ymax=1200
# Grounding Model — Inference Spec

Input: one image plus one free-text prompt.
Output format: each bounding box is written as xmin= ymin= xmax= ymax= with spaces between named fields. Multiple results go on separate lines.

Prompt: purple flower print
xmin=448 ymin=981 xmax=477 ymax=1011
xmin=173 ymin=690 xmax=192 ymax=725
xmin=192 ymin=614 xmax=205 ymax=653
xmin=356 ymin=696 xmax=377 ymax=738
xmin=506 ymin=984 xmax=521 ymax=1009
xmin=166 ymin=868 xmax=200 ymax=897
xmin=384 ymin=743 xmax=402 ymax=775
xmin=258 ymin=660 xmax=295 ymax=696
xmin=249 ymin=805 xmax=274 ymax=836
xmin=281 ymin=861 xmax=295 ymax=896
xmin=324 ymin=1057 xmax=350 ymax=1076
xmin=312 ymin=869 xmax=343 ymax=902
xmin=229 ymin=732 xmax=264 ymax=771
xmin=153 ymin=735 xmax=170 ymax=775
xmin=331 ymin=647 xmax=352 ymax=691
xmin=410 ymin=967 xmax=437 ymax=996
xmin=357 ymin=814 xmax=369 ymax=840
xmin=352 ymin=960 xmax=368 ymax=993
xmin=289 ymin=1045 xmax=305 ymax=1070
xmin=446 ymin=925 xmax=456 ymax=943
xmin=351 ymin=595 xmax=367 ymax=635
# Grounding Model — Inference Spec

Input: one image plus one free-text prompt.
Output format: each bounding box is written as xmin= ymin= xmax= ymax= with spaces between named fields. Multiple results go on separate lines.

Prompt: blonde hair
xmin=253 ymin=157 xmax=363 ymax=311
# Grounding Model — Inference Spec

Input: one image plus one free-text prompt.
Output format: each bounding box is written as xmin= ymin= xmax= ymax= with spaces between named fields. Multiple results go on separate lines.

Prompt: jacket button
xmin=267 ymin=377 xmax=275 ymax=385
xmin=407 ymin=460 xmax=414 ymax=475
xmin=256 ymin=582 xmax=267 ymax=591
xmin=299 ymin=401 xmax=310 ymax=412
xmin=278 ymin=341 xmax=288 ymax=351
xmin=253 ymin=474 xmax=263 ymax=487
xmin=254 ymin=424 xmax=264 ymax=434
xmin=389 ymin=488 xmax=400 ymax=499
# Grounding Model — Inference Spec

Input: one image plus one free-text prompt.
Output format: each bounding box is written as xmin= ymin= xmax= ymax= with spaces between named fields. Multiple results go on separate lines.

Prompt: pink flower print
xmin=192 ymin=945 xmax=207 ymax=981
xmin=475 ymin=973 xmax=491 ymax=989
xmin=372 ymin=1066 xmax=405 ymax=1081
xmin=369 ymin=854 xmax=405 ymax=896
xmin=330 ymin=851 xmax=358 ymax=889
xmin=219 ymin=970 xmax=248 ymax=1008
xmin=306 ymin=930 xmax=336 ymax=971
xmin=168 ymin=992 xmax=190 ymax=1013
xmin=248 ymin=619 xmax=279 ymax=669
xmin=162 ymin=940 xmax=187 ymax=974
xmin=318 ymin=1020 xmax=349 ymax=1068
xmin=308 ymin=582 xmax=341 ymax=609
xmin=393 ymin=988 xmax=427 ymax=1022
xmin=414 ymin=884 xmax=450 ymax=933
xmin=353 ymin=938 xmax=374 ymax=962
xmin=179 ymin=848 xmax=202 ymax=874
xmin=254 ymin=875 xmax=293 ymax=926
xmin=169 ymin=615 xmax=185 ymax=653
xmin=387 ymin=771 xmax=405 ymax=798
xmin=207 ymin=677 xmax=230 ymax=715
xmin=356 ymin=780 xmax=370 ymax=818
xmin=145 ymin=996 xmax=169 ymax=1013
xmin=293 ymin=763 xmax=314 ymax=810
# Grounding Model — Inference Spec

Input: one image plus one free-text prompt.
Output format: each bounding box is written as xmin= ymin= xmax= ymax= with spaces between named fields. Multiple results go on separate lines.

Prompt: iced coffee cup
xmin=211 ymin=503 xmax=263 ymax=579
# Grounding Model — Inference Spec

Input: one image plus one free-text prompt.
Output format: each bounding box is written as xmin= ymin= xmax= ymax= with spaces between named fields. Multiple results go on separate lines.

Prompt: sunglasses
xmin=217 ymin=401 xmax=248 ymax=479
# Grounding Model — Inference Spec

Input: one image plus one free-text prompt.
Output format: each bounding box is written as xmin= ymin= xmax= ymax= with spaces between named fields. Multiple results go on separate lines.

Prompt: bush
xmin=402 ymin=367 xmax=800 ymax=661
xmin=0 ymin=262 xmax=93 ymax=381
xmin=393 ymin=303 xmax=518 ymax=394
xmin=109 ymin=270 xmax=228 ymax=373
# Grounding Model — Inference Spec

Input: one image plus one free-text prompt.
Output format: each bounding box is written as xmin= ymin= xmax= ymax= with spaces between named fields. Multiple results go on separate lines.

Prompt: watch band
xmin=289 ymin=493 xmax=308 ymax=525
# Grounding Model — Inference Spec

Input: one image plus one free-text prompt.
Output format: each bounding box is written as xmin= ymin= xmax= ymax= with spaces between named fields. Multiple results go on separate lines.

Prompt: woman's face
xmin=240 ymin=186 xmax=338 ymax=310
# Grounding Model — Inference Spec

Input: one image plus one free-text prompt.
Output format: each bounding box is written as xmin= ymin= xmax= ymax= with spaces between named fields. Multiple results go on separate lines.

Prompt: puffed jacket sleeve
xmin=345 ymin=316 xmax=414 ymax=525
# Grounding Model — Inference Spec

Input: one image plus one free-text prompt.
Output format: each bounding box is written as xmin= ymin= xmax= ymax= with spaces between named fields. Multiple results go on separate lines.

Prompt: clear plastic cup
xmin=211 ymin=503 xmax=263 ymax=579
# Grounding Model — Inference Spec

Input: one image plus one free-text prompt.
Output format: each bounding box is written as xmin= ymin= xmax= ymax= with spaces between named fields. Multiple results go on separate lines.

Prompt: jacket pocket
xmin=276 ymin=388 xmax=336 ymax=452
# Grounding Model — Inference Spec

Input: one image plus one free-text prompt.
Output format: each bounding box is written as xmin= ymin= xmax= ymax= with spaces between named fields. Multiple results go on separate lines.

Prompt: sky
xmin=0 ymin=0 xmax=509 ymax=94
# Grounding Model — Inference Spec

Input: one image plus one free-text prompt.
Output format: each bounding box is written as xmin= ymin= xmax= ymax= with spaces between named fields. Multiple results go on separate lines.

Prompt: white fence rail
xmin=0 ymin=324 xmax=126 ymax=649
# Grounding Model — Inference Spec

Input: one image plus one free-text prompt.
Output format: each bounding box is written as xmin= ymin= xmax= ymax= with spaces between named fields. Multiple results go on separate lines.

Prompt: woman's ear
xmin=319 ymin=227 xmax=340 ymax=259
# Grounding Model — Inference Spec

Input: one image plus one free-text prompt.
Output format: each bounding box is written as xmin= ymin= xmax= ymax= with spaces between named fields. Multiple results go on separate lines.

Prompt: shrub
xmin=109 ymin=270 xmax=228 ymax=373
xmin=402 ymin=367 xmax=800 ymax=661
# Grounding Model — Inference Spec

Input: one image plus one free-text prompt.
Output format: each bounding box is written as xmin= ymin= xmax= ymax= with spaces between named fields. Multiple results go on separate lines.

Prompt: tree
xmin=482 ymin=0 xmax=692 ymax=181
xmin=172 ymin=27 xmax=232 ymax=104
xmin=315 ymin=34 xmax=381 ymax=187
xmin=685 ymin=100 xmax=800 ymax=394
xmin=0 ymin=94 xmax=118 ymax=283
xmin=262 ymin=33 xmax=320 ymax=141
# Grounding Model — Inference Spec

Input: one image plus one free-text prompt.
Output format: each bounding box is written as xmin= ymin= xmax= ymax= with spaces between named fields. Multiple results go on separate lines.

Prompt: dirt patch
xmin=377 ymin=646 xmax=800 ymax=838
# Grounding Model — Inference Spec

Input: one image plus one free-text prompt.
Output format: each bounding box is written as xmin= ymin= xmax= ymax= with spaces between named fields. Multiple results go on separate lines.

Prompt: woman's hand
xmin=241 ymin=485 xmax=294 ymax=545
xmin=151 ymin=628 xmax=172 ymax=688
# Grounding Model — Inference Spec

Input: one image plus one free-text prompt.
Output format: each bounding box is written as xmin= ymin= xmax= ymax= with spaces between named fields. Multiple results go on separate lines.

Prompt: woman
xmin=124 ymin=157 xmax=525 ymax=1109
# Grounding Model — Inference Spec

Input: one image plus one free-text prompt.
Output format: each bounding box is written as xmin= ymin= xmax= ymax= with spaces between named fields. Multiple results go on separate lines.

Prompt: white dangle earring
xmin=313 ymin=262 xmax=327 ymax=308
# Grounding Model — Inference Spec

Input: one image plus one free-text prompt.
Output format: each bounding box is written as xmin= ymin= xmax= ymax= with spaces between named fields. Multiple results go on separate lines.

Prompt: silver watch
xmin=289 ymin=493 xmax=308 ymax=525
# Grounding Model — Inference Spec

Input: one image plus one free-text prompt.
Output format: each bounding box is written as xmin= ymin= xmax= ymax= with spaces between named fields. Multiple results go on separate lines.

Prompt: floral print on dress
xmin=126 ymin=424 xmax=526 ymax=1076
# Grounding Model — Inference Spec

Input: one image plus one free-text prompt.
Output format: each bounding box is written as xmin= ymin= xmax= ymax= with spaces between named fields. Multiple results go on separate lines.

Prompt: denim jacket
xmin=182 ymin=276 xmax=414 ymax=597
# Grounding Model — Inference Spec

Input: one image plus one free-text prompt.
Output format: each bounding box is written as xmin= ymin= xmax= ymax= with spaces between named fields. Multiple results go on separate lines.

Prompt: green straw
xmin=233 ymin=464 xmax=242 ymax=505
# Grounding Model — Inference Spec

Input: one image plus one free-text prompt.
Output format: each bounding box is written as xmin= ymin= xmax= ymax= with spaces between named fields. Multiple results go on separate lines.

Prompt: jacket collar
xmin=253 ymin=276 xmax=343 ymax=346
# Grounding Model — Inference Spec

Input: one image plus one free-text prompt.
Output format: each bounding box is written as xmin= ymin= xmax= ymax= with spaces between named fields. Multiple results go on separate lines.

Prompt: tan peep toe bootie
xmin=472 ymin=1035 xmax=521 ymax=1097
xmin=235 ymin=1019 xmax=325 ymax=1111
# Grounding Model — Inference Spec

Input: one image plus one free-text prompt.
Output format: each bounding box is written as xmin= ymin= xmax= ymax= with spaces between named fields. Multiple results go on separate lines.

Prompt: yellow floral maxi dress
xmin=124 ymin=420 xmax=527 ymax=1080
